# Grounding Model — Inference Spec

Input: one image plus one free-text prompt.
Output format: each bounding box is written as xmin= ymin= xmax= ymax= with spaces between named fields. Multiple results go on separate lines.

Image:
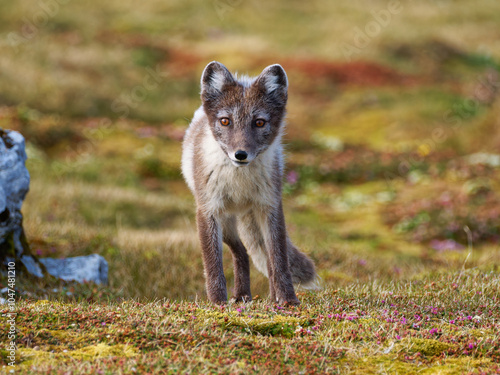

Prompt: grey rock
xmin=39 ymin=254 xmax=109 ymax=285
xmin=1 ymin=130 xmax=109 ymax=286
xmin=0 ymin=129 xmax=30 ymax=254
xmin=20 ymin=255 xmax=44 ymax=278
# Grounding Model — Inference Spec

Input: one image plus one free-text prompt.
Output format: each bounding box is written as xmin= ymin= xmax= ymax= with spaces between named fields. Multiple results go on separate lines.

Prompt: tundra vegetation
xmin=0 ymin=0 xmax=499 ymax=373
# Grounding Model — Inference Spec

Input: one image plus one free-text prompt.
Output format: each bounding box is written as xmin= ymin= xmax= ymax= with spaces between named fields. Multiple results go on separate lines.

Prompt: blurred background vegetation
xmin=1 ymin=0 xmax=499 ymax=300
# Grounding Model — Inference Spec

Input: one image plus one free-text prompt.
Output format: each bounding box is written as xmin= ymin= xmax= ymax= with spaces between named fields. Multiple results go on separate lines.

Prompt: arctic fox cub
xmin=182 ymin=61 xmax=317 ymax=305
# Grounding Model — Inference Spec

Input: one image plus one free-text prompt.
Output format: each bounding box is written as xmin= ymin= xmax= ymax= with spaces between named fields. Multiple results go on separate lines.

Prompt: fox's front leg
xmin=197 ymin=209 xmax=227 ymax=304
xmin=222 ymin=217 xmax=252 ymax=302
xmin=264 ymin=203 xmax=300 ymax=306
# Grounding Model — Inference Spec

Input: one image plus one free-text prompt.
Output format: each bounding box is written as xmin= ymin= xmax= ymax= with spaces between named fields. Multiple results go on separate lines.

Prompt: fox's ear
xmin=201 ymin=61 xmax=235 ymax=101
xmin=255 ymin=64 xmax=288 ymax=105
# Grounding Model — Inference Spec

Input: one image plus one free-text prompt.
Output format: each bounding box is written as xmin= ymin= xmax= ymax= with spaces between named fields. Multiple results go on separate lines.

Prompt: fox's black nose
xmin=235 ymin=150 xmax=248 ymax=160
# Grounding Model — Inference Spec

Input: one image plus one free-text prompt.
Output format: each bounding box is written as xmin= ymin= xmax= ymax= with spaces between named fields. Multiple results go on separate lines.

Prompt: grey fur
xmin=181 ymin=62 xmax=317 ymax=305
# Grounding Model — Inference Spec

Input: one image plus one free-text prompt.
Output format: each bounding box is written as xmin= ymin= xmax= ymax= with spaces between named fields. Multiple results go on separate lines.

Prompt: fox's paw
xmin=209 ymin=297 xmax=227 ymax=305
xmin=281 ymin=297 xmax=300 ymax=306
xmin=230 ymin=294 xmax=252 ymax=303
xmin=273 ymin=291 xmax=300 ymax=306
xmin=207 ymin=284 xmax=228 ymax=305
xmin=231 ymin=285 xmax=252 ymax=303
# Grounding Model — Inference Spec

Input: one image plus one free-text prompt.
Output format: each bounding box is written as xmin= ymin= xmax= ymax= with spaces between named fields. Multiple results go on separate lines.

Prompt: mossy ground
xmin=1 ymin=0 xmax=500 ymax=373
xmin=2 ymin=272 xmax=500 ymax=374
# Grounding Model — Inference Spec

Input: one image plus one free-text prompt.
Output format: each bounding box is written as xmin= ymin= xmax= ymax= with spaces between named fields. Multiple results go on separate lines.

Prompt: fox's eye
xmin=255 ymin=119 xmax=266 ymax=127
xmin=219 ymin=118 xmax=231 ymax=126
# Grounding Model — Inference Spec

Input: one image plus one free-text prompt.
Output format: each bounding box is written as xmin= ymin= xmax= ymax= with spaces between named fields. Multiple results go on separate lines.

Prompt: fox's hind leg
xmin=237 ymin=211 xmax=269 ymax=278
xmin=222 ymin=216 xmax=252 ymax=302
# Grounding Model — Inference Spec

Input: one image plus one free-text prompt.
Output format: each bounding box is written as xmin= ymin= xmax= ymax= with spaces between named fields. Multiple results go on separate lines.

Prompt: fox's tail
xmin=286 ymin=237 xmax=321 ymax=290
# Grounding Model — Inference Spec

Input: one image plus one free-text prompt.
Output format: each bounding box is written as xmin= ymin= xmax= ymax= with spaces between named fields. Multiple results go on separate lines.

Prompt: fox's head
xmin=200 ymin=61 xmax=288 ymax=167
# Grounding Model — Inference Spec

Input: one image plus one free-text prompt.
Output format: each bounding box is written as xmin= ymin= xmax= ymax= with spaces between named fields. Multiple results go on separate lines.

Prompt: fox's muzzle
xmin=228 ymin=150 xmax=254 ymax=166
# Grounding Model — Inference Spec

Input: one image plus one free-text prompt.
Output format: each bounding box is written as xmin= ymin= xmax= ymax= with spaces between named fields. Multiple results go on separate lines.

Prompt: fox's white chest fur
xmin=182 ymin=107 xmax=283 ymax=215
xmin=203 ymin=128 xmax=281 ymax=214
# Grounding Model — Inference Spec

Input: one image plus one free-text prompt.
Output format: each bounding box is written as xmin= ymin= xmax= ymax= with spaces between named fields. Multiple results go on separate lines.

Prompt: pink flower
xmin=430 ymin=239 xmax=464 ymax=252
xmin=286 ymin=171 xmax=298 ymax=185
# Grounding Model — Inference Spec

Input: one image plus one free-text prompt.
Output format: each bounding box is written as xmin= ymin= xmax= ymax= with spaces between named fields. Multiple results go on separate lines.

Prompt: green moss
xmin=197 ymin=309 xmax=312 ymax=338
xmin=67 ymin=343 xmax=138 ymax=360
xmin=343 ymin=355 xmax=493 ymax=375
xmin=345 ymin=355 xmax=418 ymax=374
xmin=420 ymin=357 xmax=494 ymax=375
xmin=408 ymin=338 xmax=454 ymax=356
xmin=19 ymin=343 xmax=138 ymax=367
xmin=34 ymin=300 xmax=66 ymax=307
xmin=29 ymin=328 xmax=100 ymax=350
